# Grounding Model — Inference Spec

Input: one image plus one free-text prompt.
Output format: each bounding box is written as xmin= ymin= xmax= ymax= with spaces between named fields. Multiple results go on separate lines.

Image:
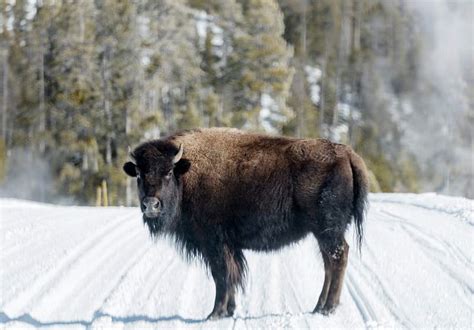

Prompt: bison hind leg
xmin=313 ymin=233 xmax=349 ymax=315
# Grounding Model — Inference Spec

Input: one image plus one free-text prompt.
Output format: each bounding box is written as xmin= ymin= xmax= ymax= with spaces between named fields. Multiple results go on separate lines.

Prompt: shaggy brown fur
xmin=123 ymin=128 xmax=369 ymax=319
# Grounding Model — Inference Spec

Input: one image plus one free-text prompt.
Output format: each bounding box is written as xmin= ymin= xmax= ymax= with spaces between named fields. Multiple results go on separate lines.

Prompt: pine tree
xmin=0 ymin=0 xmax=11 ymax=151
xmin=140 ymin=0 xmax=204 ymax=133
xmin=229 ymin=0 xmax=294 ymax=132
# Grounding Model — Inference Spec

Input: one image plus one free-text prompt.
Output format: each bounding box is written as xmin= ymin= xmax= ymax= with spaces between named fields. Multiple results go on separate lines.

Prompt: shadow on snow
xmin=0 ymin=311 xmax=205 ymax=328
xmin=0 ymin=310 xmax=316 ymax=327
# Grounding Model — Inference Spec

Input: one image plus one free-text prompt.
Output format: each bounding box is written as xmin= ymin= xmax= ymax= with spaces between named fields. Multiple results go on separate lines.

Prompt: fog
xmin=403 ymin=0 xmax=473 ymax=197
xmin=0 ymin=148 xmax=55 ymax=202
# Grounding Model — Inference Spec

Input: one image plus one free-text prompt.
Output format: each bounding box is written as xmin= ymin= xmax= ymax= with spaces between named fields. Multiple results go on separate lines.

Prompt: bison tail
xmin=349 ymin=150 xmax=369 ymax=252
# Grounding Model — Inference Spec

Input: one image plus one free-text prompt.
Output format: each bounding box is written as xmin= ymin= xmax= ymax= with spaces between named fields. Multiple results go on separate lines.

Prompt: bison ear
xmin=123 ymin=162 xmax=137 ymax=177
xmin=173 ymin=159 xmax=191 ymax=178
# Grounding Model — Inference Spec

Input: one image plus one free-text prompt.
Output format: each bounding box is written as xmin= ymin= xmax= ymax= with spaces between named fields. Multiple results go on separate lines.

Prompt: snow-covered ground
xmin=1 ymin=194 xmax=473 ymax=329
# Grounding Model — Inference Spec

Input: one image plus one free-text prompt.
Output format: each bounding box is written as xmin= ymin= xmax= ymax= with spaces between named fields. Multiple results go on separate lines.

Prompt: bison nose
xmin=143 ymin=197 xmax=160 ymax=212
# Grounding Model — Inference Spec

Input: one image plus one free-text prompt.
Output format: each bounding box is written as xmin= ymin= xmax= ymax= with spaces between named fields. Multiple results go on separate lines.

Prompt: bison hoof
xmin=313 ymin=305 xmax=323 ymax=314
xmin=227 ymin=303 xmax=236 ymax=317
xmin=206 ymin=309 xmax=229 ymax=320
xmin=313 ymin=304 xmax=337 ymax=316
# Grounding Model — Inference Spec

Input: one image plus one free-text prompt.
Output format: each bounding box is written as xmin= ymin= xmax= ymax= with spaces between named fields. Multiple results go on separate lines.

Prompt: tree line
xmin=1 ymin=0 xmax=472 ymax=204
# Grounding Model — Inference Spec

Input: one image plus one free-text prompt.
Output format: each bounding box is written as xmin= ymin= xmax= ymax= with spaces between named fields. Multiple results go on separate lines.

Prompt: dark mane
xmin=131 ymin=140 xmax=180 ymax=172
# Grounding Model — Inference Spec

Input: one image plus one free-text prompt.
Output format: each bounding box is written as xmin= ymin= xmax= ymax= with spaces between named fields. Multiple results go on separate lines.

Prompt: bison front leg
xmin=206 ymin=246 xmax=232 ymax=320
xmin=206 ymin=245 xmax=244 ymax=320
xmin=207 ymin=261 xmax=229 ymax=320
xmin=314 ymin=236 xmax=349 ymax=315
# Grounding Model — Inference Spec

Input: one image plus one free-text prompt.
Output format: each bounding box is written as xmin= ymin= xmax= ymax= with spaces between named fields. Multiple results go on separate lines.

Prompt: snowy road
xmin=1 ymin=194 xmax=473 ymax=329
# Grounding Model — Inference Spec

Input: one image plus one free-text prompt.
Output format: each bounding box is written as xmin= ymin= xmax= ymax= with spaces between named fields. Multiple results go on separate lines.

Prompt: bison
xmin=123 ymin=128 xmax=368 ymax=319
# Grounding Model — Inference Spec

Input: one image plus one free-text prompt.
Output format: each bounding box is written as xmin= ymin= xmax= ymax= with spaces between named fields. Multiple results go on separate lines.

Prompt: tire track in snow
xmin=281 ymin=259 xmax=311 ymax=328
xmin=446 ymin=240 xmax=473 ymax=269
xmin=375 ymin=208 xmax=474 ymax=315
xmin=269 ymin=257 xmax=285 ymax=314
xmin=93 ymin=244 xmax=153 ymax=313
xmin=379 ymin=208 xmax=473 ymax=269
xmin=39 ymin=229 xmax=150 ymax=319
xmin=96 ymin=247 xmax=180 ymax=318
xmin=400 ymin=225 xmax=474 ymax=304
xmin=2 ymin=197 xmax=472 ymax=329
xmin=260 ymin=256 xmax=286 ymax=328
xmin=349 ymin=258 xmax=414 ymax=328
xmin=413 ymin=223 xmax=472 ymax=270
xmin=350 ymin=219 xmax=417 ymax=328
xmin=172 ymin=263 xmax=231 ymax=329
xmin=142 ymin=258 xmax=180 ymax=306
xmin=371 ymin=197 xmax=473 ymax=226
xmin=3 ymin=211 xmax=137 ymax=316
xmin=175 ymin=264 xmax=202 ymax=318
xmin=345 ymin=271 xmax=379 ymax=328
xmin=1 ymin=209 xmax=55 ymax=229
xmin=247 ymin=256 xmax=292 ymax=329
xmin=345 ymin=232 xmax=415 ymax=329
xmin=379 ymin=209 xmax=474 ymax=297
xmin=233 ymin=253 xmax=256 ymax=330
xmin=1 ymin=210 xmax=71 ymax=258
xmin=133 ymin=249 xmax=197 ymax=322
xmin=235 ymin=253 xmax=276 ymax=329
xmin=130 ymin=254 xmax=178 ymax=310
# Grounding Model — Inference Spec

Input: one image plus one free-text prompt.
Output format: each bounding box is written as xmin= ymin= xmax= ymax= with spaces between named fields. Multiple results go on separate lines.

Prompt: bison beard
xmin=123 ymin=128 xmax=369 ymax=320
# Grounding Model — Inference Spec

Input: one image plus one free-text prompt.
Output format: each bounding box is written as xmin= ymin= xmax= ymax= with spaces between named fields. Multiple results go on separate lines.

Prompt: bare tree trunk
xmin=102 ymin=45 xmax=112 ymax=165
xmin=216 ymin=91 xmax=223 ymax=127
xmin=294 ymin=64 xmax=305 ymax=138
xmin=319 ymin=58 xmax=326 ymax=137
xmin=347 ymin=0 xmax=361 ymax=146
xmin=38 ymin=34 xmax=46 ymax=153
xmin=302 ymin=0 xmax=307 ymax=58
xmin=1 ymin=1 xmax=8 ymax=145
xmin=331 ymin=0 xmax=349 ymax=142
xmin=102 ymin=180 xmax=108 ymax=207
xmin=79 ymin=4 xmax=85 ymax=43
xmin=126 ymin=177 xmax=132 ymax=206
xmin=296 ymin=0 xmax=308 ymax=138
xmin=1 ymin=47 xmax=7 ymax=144
xmin=125 ymin=80 xmax=132 ymax=206
xmin=96 ymin=186 xmax=102 ymax=207
xmin=351 ymin=0 xmax=361 ymax=52
xmin=218 ymin=32 xmax=233 ymax=126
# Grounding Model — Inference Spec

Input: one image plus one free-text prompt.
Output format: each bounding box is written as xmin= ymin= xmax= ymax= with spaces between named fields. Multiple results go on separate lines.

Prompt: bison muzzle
xmin=123 ymin=128 xmax=369 ymax=319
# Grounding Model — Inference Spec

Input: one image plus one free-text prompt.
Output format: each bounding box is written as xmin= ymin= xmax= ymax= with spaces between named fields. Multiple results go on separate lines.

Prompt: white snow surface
xmin=1 ymin=194 xmax=473 ymax=329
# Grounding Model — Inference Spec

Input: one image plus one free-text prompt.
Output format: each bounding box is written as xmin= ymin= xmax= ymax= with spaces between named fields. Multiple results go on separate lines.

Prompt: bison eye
xmin=165 ymin=169 xmax=173 ymax=179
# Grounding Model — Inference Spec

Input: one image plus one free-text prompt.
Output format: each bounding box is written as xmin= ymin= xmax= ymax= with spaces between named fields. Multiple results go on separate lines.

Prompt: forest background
xmin=0 ymin=0 xmax=472 ymax=205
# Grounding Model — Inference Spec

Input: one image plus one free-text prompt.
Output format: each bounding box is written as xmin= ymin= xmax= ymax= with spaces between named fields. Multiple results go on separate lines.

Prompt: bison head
xmin=123 ymin=142 xmax=188 ymax=232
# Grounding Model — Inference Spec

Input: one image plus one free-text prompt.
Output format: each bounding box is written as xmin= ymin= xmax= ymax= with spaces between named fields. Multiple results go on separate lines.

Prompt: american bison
xmin=123 ymin=128 xmax=368 ymax=319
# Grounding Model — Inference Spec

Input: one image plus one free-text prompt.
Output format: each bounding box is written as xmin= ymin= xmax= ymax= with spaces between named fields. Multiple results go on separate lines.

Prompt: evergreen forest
xmin=0 ymin=0 xmax=472 ymax=205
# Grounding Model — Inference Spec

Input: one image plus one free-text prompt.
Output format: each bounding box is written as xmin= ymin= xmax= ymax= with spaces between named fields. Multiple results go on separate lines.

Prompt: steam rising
xmin=0 ymin=148 xmax=73 ymax=205
xmin=403 ymin=0 xmax=473 ymax=197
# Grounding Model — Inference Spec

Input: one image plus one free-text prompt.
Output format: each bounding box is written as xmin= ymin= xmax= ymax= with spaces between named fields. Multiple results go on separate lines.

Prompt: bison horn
xmin=173 ymin=144 xmax=183 ymax=164
xmin=128 ymin=146 xmax=136 ymax=161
